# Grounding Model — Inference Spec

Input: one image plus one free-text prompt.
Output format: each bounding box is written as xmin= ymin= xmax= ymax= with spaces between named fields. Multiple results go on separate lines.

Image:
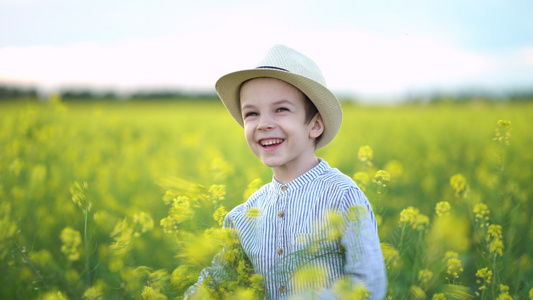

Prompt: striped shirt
xmin=187 ymin=159 xmax=387 ymax=299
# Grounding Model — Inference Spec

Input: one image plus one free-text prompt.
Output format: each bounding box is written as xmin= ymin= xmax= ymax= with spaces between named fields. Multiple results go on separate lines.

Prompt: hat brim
xmin=215 ymin=68 xmax=342 ymax=149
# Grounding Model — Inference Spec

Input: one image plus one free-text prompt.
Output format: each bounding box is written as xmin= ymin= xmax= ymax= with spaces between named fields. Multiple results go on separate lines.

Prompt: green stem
xmin=84 ymin=207 xmax=91 ymax=286
xmin=15 ymin=240 xmax=51 ymax=291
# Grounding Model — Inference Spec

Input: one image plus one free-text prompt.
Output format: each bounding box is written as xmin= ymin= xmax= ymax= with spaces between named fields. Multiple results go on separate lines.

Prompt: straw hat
xmin=215 ymin=44 xmax=342 ymax=149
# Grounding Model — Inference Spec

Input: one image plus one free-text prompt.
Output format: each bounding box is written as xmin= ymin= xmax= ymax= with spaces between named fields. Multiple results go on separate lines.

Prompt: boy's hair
xmin=303 ymin=94 xmax=322 ymax=146
xmin=303 ymin=94 xmax=319 ymax=125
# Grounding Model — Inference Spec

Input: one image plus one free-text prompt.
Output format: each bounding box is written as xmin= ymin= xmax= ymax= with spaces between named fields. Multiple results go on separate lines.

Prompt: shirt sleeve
xmin=318 ymin=186 xmax=388 ymax=300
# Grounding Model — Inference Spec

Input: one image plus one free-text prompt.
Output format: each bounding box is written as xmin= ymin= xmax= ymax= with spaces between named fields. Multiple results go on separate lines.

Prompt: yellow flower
xmin=409 ymin=285 xmax=426 ymax=299
xmin=473 ymin=203 xmax=490 ymax=227
xmin=83 ymin=280 xmax=107 ymax=300
xmin=381 ymin=243 xmax=399 ymax=269
xmin=60 ymin=227 xmax=81 ymax=261
xmin=70 ymin=181 xmax=91 ymax=213
xmin=209 ymin=184 xmax=226 ymax=204
xmin=432 ymin=293 xmax=447 ymax=300
xmin=141 ymin=285 xmax=167 ymax=300
xmin=373 ymin=170 xmax=391 ymax=187
xmin=325 ymin=209 xmax=347 ymax=241
xmin=487 ymin=224 xmax=504 ymax=257
xmin=245 ymin=207 xmax=261 ymax=219
xmin=496 ymin=285 xmax=513 ymax=300
xmin=444 ymin=251 xmax=463 ymax=279
xmin=133 ymin=212 xmax=154 ymax=234
xmin=348 ymin=205 xmax=368 ymax=223
xmin=353 ymin=172 xmax=370 ymax=192
xmin=331 ymin=278 xmax=370 ymax=300
xmin=435 ymin=201 xmax=451 ymax=216
xmin=494 ymin=120 xmax=512 ymax=146
xmin=418 ymin=269 xmax=433 ymax=286
xmin=213 ymin=205 xmax=228 ymax=226
xmin=358 ymin=145 xmax=374 ymax=168
xmin=170 ymin=265 xmax=195 ymax=290
xmin=450 ymin=174 xmax=468 ymax=197
xmin=243 ymin=178 xmax=262 ymax=200
xmin=399 ymin=206 xmax=429 ymax=231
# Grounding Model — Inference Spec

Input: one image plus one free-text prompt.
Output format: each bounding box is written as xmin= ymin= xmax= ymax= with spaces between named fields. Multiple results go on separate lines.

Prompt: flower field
xmin=1 ymin=97 xmax=532 ymax=299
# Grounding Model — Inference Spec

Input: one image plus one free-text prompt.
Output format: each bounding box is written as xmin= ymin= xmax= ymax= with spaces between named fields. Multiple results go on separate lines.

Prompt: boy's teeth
xmin=261 ymin=139 xmax=283 ymax=146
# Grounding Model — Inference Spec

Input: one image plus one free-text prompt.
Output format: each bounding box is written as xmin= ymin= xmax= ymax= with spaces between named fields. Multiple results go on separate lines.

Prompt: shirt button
xmin=279 ymin=285 xmax=286 ymax=293
xmin=277 ymin=248 xmax=283 ymax=255
xmin=281 ymin=186 xmax=287 ymax=191
xmin=278 ymin=211 xmax=284 ymax=218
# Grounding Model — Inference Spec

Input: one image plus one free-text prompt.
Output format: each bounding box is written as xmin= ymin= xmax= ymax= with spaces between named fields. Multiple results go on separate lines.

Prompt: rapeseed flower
xmin=353 ymin=172 xmax=370 ymax=192
xmin=245 ymin=207 xmax=261 ymax=219
xmin=292 ymin=264 xmax=327 ymax=292
xmin=42 ymin=291 xmax=68 ymax=300
xmin=444 ymin=251 xmax=463 ymax=280
xmin=494 ymin=120 xmax=511 ymax=146
xmin=373 ymin=170 xmax=391 ymax=195
xmin=487 ymin=224 xmax=504 ymax=257
xmin=418 ymin=269 xmax=433 ymax=287
xmin=450 ymin=174 xmax=468 ymax=198
xmin=409 ymin=285 xmax=426 ymax=299
xmin=380 ymin=243 xmax=399 ymax=269
xmin=209 ymin=184 xmax=226 ymax=204
xmin=213 ymin=206 xmax=228 ymax=226
xmin=373 ymin=170 xmax=390 ymax=187
xmin=243 ymin=178 xmax=263 ymax=200
xmin=435 ymin=201 xmax=451 ymax=216
xmin=496 ymin=284 xmax=512 ymax=300
xmin=399 ymin=206 xmax=429 ymax=231
xmin=133 ymin=212 xmax=154 ymax=235
xmin=475 ymin=267 xmax=492 ymax=295
xmin=324 ymin=209 xmax=347 ymax=241
xmin=348 ymin=205 xmax=368 ymax=223
xmin=473 ymin=203 xmax=490 ymax=228
xmin=83 ymin=280 xmax=106 ymax=300
xmin=170 ymin=265 xmax=196 ymax=290
xmin=358 ymin=145 xmax=373 ymax=169
xmin=331 ymin=278 xmax=370 ymax=299
xmin=432 ymin=293 xmax=446 ymax=300
xmin=141 ymin=285 xmax=167 ymax=300
xmin=60 ymin=227 xmax=81 ymax=261
xmin=70 ymin=181 xmax=90 ymax=213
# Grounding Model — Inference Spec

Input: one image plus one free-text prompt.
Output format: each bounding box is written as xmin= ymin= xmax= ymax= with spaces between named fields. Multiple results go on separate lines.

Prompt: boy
xmin=186 ymin=45 xmax=386 ymax=299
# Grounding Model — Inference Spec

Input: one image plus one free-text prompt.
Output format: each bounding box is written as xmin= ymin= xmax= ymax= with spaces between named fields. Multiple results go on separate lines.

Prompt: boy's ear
xmin=309 ymin=113 xmax=325 ymax=139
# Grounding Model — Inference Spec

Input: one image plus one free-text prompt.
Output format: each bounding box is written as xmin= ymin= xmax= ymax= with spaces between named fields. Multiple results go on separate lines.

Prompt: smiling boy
xmin=186 ymin=45 xmax=386 ymax=299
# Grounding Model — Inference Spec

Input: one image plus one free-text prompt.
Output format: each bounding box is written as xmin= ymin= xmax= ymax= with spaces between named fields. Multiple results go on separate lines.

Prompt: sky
xmin=1 ymin=0 xmax=532 ymax=101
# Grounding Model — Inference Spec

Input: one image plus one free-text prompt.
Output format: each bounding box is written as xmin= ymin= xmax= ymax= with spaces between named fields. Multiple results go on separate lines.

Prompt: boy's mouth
xmin=259 ymin=138 xmax=284 ymax=148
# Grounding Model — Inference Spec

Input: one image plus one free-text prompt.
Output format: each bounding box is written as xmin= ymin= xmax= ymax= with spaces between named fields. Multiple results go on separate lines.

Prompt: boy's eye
xmin=244 ymin=112 xmax=258 ymax=118
xmin=277 ymin=107 xmax=289 ymax=112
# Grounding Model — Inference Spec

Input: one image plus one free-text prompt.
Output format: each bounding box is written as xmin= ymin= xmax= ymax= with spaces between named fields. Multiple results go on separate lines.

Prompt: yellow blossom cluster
xmin=443 ymin=251 xmax=463 ymax=280
xmin=473 ymin=203 xmax=490 ymax=228
xmin=450 ymin=173 xmax=468 ymax=198
xmin=487 ymin=224 xmax=504 ymax=257
xmin=399 ymin=206 xmax=429 ymax=231
xmin=358 ymin=145 xmax=374 ymax=169
xmin=475 ymin=267 xmax=493 ymax=295
xmin=435 ymin=201 xmax=451 ymax=216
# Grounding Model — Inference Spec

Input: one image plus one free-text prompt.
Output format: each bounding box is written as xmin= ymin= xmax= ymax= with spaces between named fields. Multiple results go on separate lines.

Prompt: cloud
xmin=1 ymin=29 xmax=531 ymax=97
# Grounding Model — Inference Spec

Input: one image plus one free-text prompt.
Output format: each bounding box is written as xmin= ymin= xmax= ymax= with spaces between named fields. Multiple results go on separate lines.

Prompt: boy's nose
xmin=257 ymin=115 xmax=275 ymax=131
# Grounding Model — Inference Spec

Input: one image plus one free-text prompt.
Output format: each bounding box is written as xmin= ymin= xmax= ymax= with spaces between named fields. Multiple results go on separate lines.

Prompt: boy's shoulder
xmin=314 ymin=166 xmax=360 ymax=192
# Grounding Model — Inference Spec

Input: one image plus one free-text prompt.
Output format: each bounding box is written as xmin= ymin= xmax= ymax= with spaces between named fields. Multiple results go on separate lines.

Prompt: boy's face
xmin=240 ymin=78 xmax=324 ymax=174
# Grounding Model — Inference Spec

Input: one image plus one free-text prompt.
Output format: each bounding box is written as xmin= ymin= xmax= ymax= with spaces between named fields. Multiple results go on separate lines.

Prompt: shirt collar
xmin=271 ymin=158 xmax=330 ymax=191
